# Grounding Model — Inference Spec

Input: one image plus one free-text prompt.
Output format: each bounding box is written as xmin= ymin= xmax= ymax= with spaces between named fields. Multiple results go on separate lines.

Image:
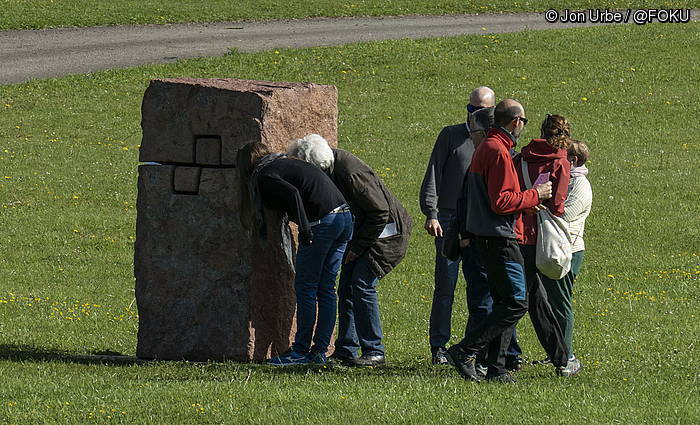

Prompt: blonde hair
xmin=540 ymin=114 xmax=572 ymax=150
xmin=287 ymin=134 xmax=334 ymax=170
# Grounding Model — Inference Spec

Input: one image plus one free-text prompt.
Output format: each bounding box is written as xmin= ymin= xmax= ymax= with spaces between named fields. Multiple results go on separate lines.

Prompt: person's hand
xmin=344 ymin=250 xmax=358 ymax=264
xmin=459 ymin=239 xmax=471 ymax=248
xmin=424 ymin=218 xmax=443 ymax=237
xmin=534 ymin=181 xmax=553 ymax=200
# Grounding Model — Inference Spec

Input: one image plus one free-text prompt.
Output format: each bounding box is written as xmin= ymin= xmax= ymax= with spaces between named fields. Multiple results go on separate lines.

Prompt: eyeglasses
xmin=515 ymin=116 xmax=528 ymax=125
xmin=467 ymin=104 xmax=484 ymax=114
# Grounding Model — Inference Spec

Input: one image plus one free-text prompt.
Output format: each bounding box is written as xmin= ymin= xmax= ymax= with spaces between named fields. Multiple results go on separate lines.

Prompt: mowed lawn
xmin=0 ymin=0 xmax=698 ymax=29
xmin=1 ymin=22 xmax=699 ymax=424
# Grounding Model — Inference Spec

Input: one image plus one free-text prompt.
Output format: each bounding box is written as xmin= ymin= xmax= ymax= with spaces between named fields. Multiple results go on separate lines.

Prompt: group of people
xmin=237 ymin=135 xmax=411 ymax=367
xmin=235 ymin=85 xmax=592 ymax=383
xmin=420 ymin=87 xmax=592 ymax=382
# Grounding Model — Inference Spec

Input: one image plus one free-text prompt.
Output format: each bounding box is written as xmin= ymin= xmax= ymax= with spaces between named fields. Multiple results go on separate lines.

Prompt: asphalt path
xmin=1 ymin=11 xmax=698 ymax=85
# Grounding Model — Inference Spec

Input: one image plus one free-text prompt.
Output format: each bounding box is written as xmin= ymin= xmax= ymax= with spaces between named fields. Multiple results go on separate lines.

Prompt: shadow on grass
xmin=0 ymin=344 xmax=144 ymax=366
xmin=0 ymin=344 xmax=445 ymax=379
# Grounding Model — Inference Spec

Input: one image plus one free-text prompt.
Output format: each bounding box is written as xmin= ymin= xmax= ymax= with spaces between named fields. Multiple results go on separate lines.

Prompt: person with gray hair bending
xmin=288 ymin=134 xmax=412 ymax=367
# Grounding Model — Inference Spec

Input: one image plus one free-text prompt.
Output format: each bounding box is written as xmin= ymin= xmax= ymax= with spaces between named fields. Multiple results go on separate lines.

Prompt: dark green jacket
xmin=331 ymin=149 xmax=412 ymax=278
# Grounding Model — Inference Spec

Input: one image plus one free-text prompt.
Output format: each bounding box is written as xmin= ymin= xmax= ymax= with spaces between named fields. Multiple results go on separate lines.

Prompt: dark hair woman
xmin=514 ymin=114 xmax=580 ymax=376
xmin=237 ymin=142 xmax=353 ymax=366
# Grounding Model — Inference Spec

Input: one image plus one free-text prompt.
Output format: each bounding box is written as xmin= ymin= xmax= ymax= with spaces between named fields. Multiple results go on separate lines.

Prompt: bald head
xmin=494 ymin=99 xmax=524 ymax=126
xmin=470 ymin=86 xmax=496 ymax=108
xmin=494 ymin=99 xmax=526 ymax=137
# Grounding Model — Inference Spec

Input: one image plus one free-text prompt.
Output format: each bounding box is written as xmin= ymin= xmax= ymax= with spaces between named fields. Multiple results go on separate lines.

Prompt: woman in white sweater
xmin=542 ymin=140 xmax=592 ymax=363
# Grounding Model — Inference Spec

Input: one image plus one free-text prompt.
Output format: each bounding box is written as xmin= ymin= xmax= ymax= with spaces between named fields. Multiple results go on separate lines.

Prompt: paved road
xmin=1 ymin=11 xmax=697 ymax=85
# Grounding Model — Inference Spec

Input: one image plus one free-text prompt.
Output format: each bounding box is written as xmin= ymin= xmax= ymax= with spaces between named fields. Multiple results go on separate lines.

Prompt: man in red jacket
xmin=445 ymin=99 xmax=556 ymax=383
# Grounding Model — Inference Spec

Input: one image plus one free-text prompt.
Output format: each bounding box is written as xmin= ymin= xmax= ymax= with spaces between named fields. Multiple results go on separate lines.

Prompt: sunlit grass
xmin=1 ymin=22 xmax=699 ymax=424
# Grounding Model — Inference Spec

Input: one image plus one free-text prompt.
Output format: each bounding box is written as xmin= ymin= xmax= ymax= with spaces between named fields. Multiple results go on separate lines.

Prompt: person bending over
xmin=237 ymin=142 xmax=353 ymax=366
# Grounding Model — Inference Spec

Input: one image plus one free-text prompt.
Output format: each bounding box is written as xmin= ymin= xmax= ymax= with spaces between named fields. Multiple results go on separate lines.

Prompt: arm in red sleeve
xmin=485 ymin=148 xmax=541 ymax=215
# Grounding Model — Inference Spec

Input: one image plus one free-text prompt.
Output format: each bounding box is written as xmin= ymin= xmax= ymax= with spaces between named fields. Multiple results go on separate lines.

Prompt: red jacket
xmin=464 ymin=128 xmax=540 ymax=240
xmin=515 ymin=139 xmax=571 ymax=245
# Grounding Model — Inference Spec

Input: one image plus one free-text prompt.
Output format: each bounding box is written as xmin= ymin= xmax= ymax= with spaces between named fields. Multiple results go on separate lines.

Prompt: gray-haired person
xmin=288 ymin=134 xmax=412 ymax=367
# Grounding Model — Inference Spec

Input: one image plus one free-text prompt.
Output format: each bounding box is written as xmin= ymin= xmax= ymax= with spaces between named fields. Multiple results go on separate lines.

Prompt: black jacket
xmin=258 ymin=157 xmax=346 ymax=241
xmin=330 ymin=149 xmax=412 ymax=278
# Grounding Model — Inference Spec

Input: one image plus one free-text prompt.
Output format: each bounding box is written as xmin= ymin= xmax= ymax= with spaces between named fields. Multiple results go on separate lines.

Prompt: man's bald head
xmin=470 ymin=86 xmax=496 ymax=108
xmin=494 ymin=99 xmax=524 ymax=126
xmin=494 ymin=99 xmax=526 ymax=137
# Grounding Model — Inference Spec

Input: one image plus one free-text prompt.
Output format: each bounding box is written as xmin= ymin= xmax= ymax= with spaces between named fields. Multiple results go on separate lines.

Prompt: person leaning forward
xmin=445 ymin=99 xmax=561 ymax=383
xmin=288 ymin=134 xmax=412 ymax=367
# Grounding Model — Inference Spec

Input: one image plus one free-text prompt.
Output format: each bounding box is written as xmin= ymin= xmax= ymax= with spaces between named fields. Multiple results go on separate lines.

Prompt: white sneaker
xmin=556 ymin=356 xmax=582 ymax=377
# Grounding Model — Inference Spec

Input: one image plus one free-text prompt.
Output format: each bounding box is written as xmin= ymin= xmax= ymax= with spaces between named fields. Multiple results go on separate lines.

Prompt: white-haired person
xmin=288 ymin=134 xmax=412 ymax=367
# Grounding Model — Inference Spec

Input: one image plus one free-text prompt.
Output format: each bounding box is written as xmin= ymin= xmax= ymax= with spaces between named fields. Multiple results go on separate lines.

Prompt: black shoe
xmin=485 ymin=373 xmax=517 ymax=384
xmin=445 ymin=345 xmax=481 ymax=382
xmin=531 ymin=356 xmax=552 ymax=366
xmin=431 ymin=347 xmax=449 ymax=365
xmin=328 ymin=351 xmax=357 ymax=366
xmin=505 ymin=355 xmax=524 ymax=372
xmin=352 ymin=354 xmax=386 ymax=367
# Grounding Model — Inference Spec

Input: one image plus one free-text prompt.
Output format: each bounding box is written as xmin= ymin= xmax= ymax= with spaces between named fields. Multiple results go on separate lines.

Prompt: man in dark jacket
xmin=288 ymin=134 xmax=412 ymax=367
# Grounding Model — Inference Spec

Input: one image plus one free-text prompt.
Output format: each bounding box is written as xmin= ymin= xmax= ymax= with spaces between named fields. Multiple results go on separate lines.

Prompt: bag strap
xmin=521 ymin=158 xmax=533 ymax=189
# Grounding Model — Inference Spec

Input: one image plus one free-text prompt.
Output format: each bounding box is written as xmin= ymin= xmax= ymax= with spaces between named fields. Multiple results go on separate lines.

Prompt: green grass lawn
xmin=1 ymin=0 xmax=698 ymax=29
xmin=1 ymin=22 xmax=699 ymax=423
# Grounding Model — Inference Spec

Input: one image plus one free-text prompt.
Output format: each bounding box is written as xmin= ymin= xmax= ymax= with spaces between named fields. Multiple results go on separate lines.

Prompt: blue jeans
xmin=429 ymin=212 xmax=521 ymax=358
xmin=292 ymin=211 xmax=353 ymax=354
xmin=335 ymin=255 xmax=384 ymax=356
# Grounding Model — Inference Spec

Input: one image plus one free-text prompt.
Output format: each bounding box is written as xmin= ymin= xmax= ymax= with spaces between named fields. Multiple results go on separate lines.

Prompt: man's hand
xmin=459 ymin=239 xmax=471 ymax=248
xmin=534 ymin=181 xmax=553 ymax=200
xmin=344 ymin=250 xmax=359 ymax=264
xmin=424 ymin=218 xmax=443 ymax=237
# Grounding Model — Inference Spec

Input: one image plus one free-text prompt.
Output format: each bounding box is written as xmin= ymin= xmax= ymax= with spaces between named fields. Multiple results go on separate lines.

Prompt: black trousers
xmin=519 ymin=244 xmax=569 ymax=367
xmin=456 ymin=237 xmax=528 ymax=375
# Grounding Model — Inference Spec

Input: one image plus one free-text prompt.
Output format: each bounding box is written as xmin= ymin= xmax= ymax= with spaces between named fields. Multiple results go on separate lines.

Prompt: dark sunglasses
xmin=467 ymin=104 xmax=484 ymax=114
xmin=515 ymin=116 xmax=529 ymax=125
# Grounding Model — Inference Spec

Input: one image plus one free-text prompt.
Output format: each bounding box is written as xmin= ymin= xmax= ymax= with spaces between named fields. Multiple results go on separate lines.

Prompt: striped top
xmin=562 ymin=166 xmax=592 ymax=253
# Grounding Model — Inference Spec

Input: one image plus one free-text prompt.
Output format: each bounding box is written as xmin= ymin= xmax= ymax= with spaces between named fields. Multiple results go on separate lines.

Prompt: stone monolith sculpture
xmin=135 ymin=78 xmax=338 ymax=362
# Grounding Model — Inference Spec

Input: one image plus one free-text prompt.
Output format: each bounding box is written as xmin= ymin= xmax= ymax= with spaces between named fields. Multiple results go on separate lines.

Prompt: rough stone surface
xmin=139 ymin=78 xmax=338 ymax=165
xmin=135 ymin=78 xmax=338 ymax=362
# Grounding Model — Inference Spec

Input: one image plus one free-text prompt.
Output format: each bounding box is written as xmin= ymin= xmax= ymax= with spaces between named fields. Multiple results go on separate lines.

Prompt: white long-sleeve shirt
xmin=562 ymin=166 xmax=592 ymax=253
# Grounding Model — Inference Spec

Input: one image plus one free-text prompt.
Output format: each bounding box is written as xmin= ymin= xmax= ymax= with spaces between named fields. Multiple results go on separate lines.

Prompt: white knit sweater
xmin=562 ymin=166 xmax=592 ymax=253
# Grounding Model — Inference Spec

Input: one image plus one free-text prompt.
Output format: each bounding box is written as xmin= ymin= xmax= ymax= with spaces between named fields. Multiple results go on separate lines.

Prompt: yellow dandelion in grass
xmin=581 ymin=97 xmax=588 ymax=102
xmin=122 ymin=146 xmax=129 ymax=151
xmin=607 ymin=274 xmax=614 ymax=278
xmin=72 ymin=195 xmax=80 ymax=199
